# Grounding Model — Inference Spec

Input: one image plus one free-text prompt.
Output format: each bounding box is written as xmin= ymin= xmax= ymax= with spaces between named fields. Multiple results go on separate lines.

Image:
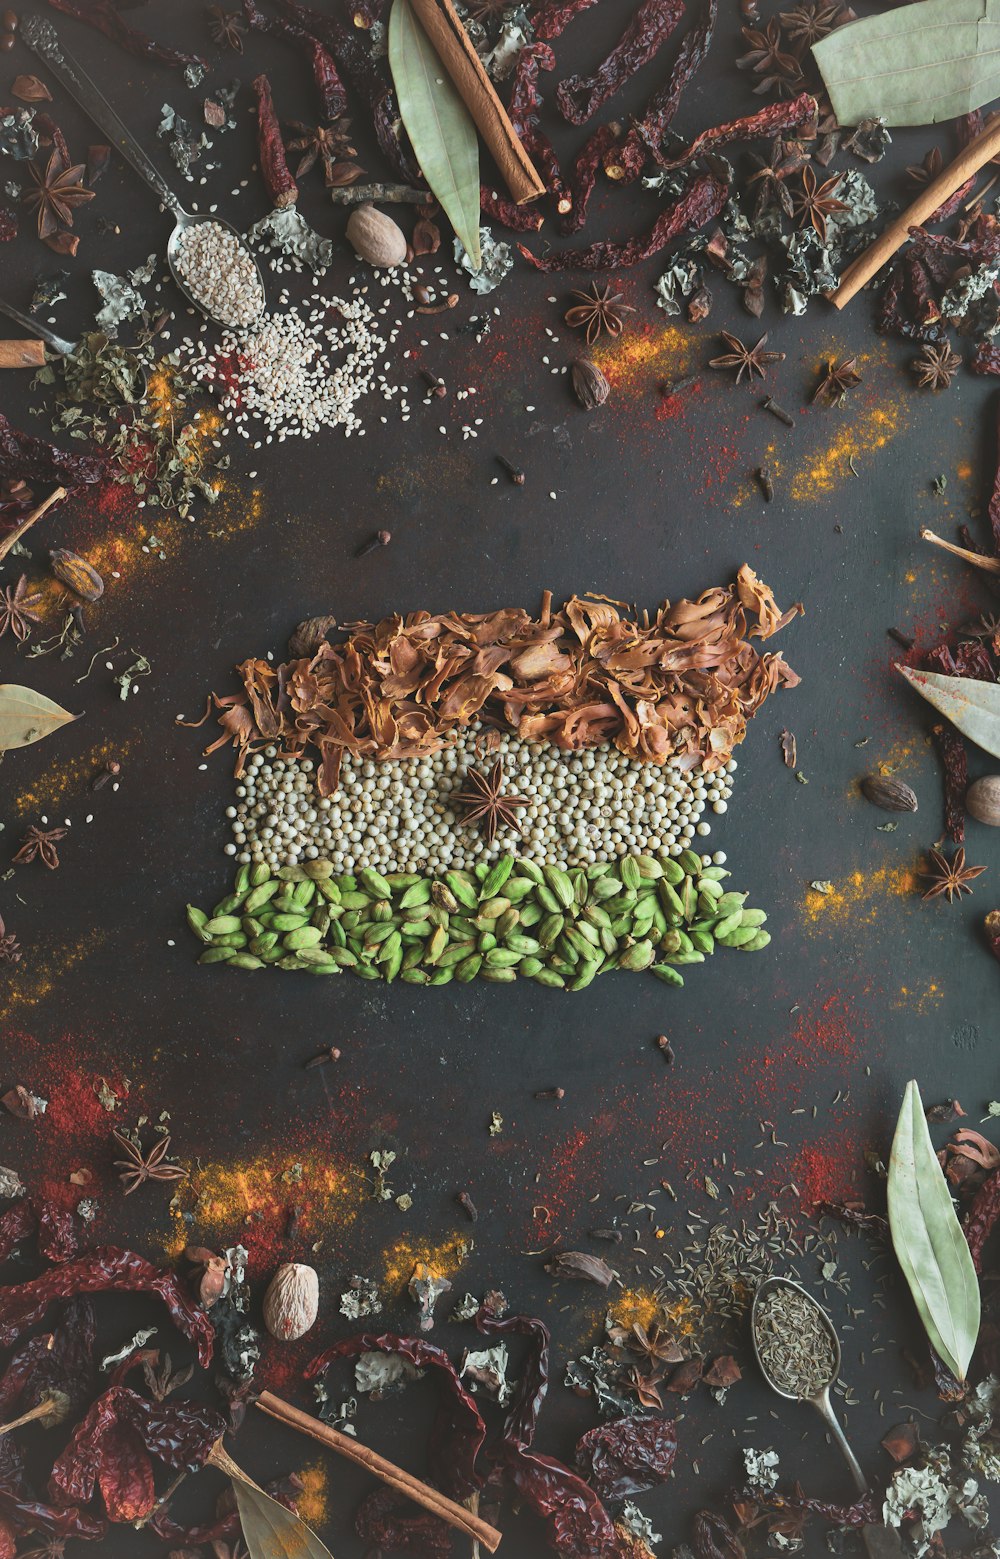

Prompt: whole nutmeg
xmin=262 ymin=1261 xmax=319 ymax=1341
xmin=571 ymin=357 xmax=610 ymax=411
xmin=345 ymin=204 xmax=407 ymax=268
xmin=967 ymin=775 xmax=1000 ymax=826
xmin=49 ymin=548 xmax=104 ymax=603
xmin=860 ymin=774 xmax=918 ymax=813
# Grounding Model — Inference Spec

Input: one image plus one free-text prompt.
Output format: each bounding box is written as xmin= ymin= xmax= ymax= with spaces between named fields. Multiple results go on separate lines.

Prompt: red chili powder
xmin=783 ymin=1122 xmax=861 ymax=1211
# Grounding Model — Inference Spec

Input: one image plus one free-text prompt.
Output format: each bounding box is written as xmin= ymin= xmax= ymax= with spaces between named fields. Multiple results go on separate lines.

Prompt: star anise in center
xmin=708 ymin=330 xmax=785 ymax=384
xmin=737 ymin=18 xmax=804 ymax=97
xmin=23 ymin=148 xmax=94 ymax=240
xmin=205 ymin=4 xmax=246 ymax=51
xmin=922 ymin=846 xmax=986 ymax=903
xmin=112 ymin=1128 xmax=189 ymax=1195
xmin=791 ymin=165 xmax=847 ymax=241
xmin=285 ymin=119 xmax=363 ymax=188
xmin=912 ymin=342 xmax=961 ymax=390
xmin=13 ymin=824 xmax=67 ymax=870
xmin=779 ymin=2 xmax=854 ymax=45
xmin=746 ymin=138 xmax=809 ymax=220
xmin=454 ymin=757 xmax=528 ymax=843
xmin=564 ymin=282 xmax=635 ymax=345
xmin=0 ymin=574 xmax=44 ymax=641
xmin=812 ymin=356 xmax=862 ymax=406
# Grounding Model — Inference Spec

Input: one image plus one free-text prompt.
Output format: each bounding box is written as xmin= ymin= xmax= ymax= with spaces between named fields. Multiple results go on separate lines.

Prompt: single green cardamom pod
xmin=478 ymin=931 xmax=498 ymax=954
xmin=249 ymin=863 xmax=271 ymax=887
xmin=315 ymin=879 xmax=342 ymax=904
xmin=538 ymin=912 xmax=565 ymax=948
xmin=364 ymin=922 xmax=398 ymax=947
xmin=358 ymin=867 xmax=392 ymax=900
xmin=688 ymin=928 xmax=716 ymax=955
xmin=428 ymin=968 xmax=454 ymax=985
xmin=278 ymin=865 xmax=309 ymax=882
xmin=455 ymin=953 xmax=483 ymax=982
xmin=203 ymin=914 xmax=242 ymax=936
xmin=680 ymin=878 xmax=697 ymax=921
xmin=213 ymin=893 xmax=245 ymax=916
xmin=542 ymin=865 xmax=575 ymax=910
xmin=284 ymin=926 xmax=323 ymax=950
xmin=515 ymin=859 xmax=544 ymax=884
xmin=234 ymin=864 xmax=250 ymax=895
xmin=590 ymin=877 xmax=623 ymax=902
xmin=424 ymin=926 xmax=448 ymax=965
xmin=520 ymin=956 xmax=544 ymax=978
xmin=304 ymin=858 xmax=334 ymax=880
xmin=198 ymin=947 xmax=235 ymax=965
xmin=481 ymin=966 xmax=517 ymax=983
xmin=740 ymin=908 xmax=768 ymax=928
xmin=635 ymin=855 xmax=663 ymax=880
xmin=650 ymin=964 xmax=684 ymax=986
xmin=228 ymin=953 xmax=264 ymax=970
xmin=244 ymin=881 xmax=280 ymax=913
xmin=712 ymin=911 xmax=743 ymax=940
xmin=740 ymin=930 xmax=771 ymax=951
xmin=371 ymin=900 xmax=395 ymax=924
xmin=401 ymin=968 xmax=431 ymax=984
xmin=619 ymin=940 xmax=655 ymax=972
xmin=432 ymin=881 xmax=460 ymax=914
xmin=295 ymin=946 xmax=338 ymax=966
xmin=568 ymin=961 xmax=601 ymax=991
xmin=699 ymin=866 xmax=730 ymax=882
xmin=186 ymin=905 xmax=211 ymax=942
xmin=535 ymin=884 xmax=562 ymax=915
xmin=660 ymin=858 xmax=686 ymax=885
xmin=328 ymin=947 xmax=359 ymax=967
xmin=531 ymin=968 xmax=566 ymax=988
xmin=495 ymin=907 xmax=520 ymax=938
xmin=620 ymin=857 xmax=641 ymax=891
xmin=678 ymin=849 xmax=703 ymax=875
xmin=385 ymin=871 xmax=422 ymax=888
xmin=399 ymin=880 xmax=432 ymax=909
xmin=271 ymin=912 xmax=309 ymax=932
xmin=445 ymin=871 xmax=479 ymax=909
xmin=481 ymin=854 xmax=515 ymax=898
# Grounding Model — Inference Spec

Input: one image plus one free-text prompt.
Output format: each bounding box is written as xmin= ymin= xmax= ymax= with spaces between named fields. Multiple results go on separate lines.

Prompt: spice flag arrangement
xmin=185 ymin=573 xmax=800 ymax=985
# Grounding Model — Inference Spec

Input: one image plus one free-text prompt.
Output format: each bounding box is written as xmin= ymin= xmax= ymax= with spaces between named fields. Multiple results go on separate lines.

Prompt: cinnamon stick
xmin=407 ymin=0 xmax=544 ymax=206
xmin=255 ymin=1388 xmax=502 ymax=1552
xmin=829 ymin=116 xmax=1000 ymax=309
xmin=0 ymin=486 xmax=67 ymax=563
xmin=0 ymin=340 xmax=46 ymax=369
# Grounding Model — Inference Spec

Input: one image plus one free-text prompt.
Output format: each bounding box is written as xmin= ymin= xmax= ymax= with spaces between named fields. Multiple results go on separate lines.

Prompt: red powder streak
xmin=784 ymin=1123 xmax=860 ymax=1211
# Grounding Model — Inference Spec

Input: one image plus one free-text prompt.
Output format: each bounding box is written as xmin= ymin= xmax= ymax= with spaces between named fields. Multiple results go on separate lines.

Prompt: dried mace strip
xmin=544 ymin=1250 xmax=614 ymax=1287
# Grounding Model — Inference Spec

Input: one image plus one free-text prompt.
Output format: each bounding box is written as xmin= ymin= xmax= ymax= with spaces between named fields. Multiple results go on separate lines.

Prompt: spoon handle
xmin=812 ymin=1388 xmax=867 ymax=1496
xmin=0 ymin=298 xmax=74 ymax=357
xmin=22 ymin=16 xmax=183 ymax=219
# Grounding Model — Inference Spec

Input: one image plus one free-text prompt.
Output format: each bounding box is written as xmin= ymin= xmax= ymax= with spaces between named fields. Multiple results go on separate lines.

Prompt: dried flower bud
xmin=571 ymin=358 xmax=610 ymax=411
xmin=967 ymin=775 xmax=1000 ymax=826
xmin=860 ymin=775 xmax=918 ymax=812
xmin=185 ymin=1245 xmax=230 ymax=1310
xmin=262 ymin=1261 xmax=319 ymax=1340
xmin=49 ymin=548 xmax=104 ymax=602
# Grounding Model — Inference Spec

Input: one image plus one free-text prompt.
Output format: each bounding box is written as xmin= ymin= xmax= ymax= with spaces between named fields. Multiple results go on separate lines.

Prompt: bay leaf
xmin=233 ymin=1477 xmax=336 ymax=1559
xmin=812 ymin=0 xmax=1000 ymax=127
xmin=887 ymin=1080 xmax=980 ymax=1383
xmin=388 ymin=0 xmax=481 ymax=269
xmin=896 ymin=664 xmax=1000 ymax=758
xmin=0 ymin=685 xmax=78 ymax=752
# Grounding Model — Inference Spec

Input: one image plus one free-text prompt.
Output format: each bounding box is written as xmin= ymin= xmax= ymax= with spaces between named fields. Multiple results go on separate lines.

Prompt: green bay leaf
xmin=887 ymin=1080 xmax=980 ymax=1382
xmin=389 ymin=0 xmax=481 ymax=269
xmin=233 ymin=1476 xmax=336 ymax=1559
xmin=813 ymin=0 xmax=1000 ymax=127
xmin=0 ymin=684 xmax=78 ymax=752
xmin=896 ymin=664 xmax=1000 ymax=758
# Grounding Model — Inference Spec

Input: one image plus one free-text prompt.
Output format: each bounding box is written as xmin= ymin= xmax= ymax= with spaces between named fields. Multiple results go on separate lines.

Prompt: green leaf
xmin=233 ymin=1477 xmax=336 ymax=1559
xmin=0 ymin=684 xmax=78 ymax=752
xmin=896 ymin=664 xmax=1000 ymax=759
xmin=389 ymin=0 xmax=481 ymax=269
xmin=887 ymin=1080 xmax=980 ymax=1382
xmin=812 ymin=0 xmax=1000 ymax=127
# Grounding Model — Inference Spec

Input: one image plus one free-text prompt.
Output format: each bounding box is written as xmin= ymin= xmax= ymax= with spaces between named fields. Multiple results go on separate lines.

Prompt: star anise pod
xmin=628 ymin=1322 xmax=685 ymax=1367
xmin=13 ymin=824 xmax=67 ymax=870
xmin=0 ymin=912 xmax=21 ymax=965
xmin=22 ymin=148 xmax=94 ymax=241
xmin=0 ymin=573 xmax=43 ymax=641
xmin=746 ymin=138 xmax=808 ymax=220
xmin=465 ymin=0 xmax=510 ymax=16
xmin=564 ymin=282 xmax=635 ymax=345
xmin=907 ymin=146 xmax=943 ymax=187
xmin=142 ymin=1350 xmax=195 ymax=1400
xmin=285 ymin=119 xmax=363 ymax=188
xmin=812 ymin=355 xmax=862 ymax=406
xmin=708 ymin=330 xmax=785 ymax=384
xmin=454 ymin=757 xmax=528 ymax=843
xmin=737 ymin=18 xmax=804 ymax=97
xmin=17 ymin=1541 xmax=67 ymax=1559
xmin=112 ymin=1129 xmax=189 ymax=1195
xmin=922 ymin=846 xmax=986 ymax=904
xmin=791 ymin=165 xmax=847 ymax=241
xmin=779 ymin=2 xmax=854 ymax=45
xmin=626 ymin=1363 xmax=664 ymax=1410
xmin=205 ymin=4 xmax=246 ymax=51
xmin=912 ymin=342 xmax=961 ymax=390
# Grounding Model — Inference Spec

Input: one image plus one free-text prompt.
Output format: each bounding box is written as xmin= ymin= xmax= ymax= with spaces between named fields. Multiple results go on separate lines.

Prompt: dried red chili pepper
xmin=575 ymin=1415 xmax=677 ymax=1499
xmin=0 ymin=414 xmax=103 ymax=487
xmin=46 ymin=0 xmax=206 ymax=70
xmin=0 ymin=1435 xmax=104 ymax=1548
xmin=49 ymin=1385 xmax=225 ymax=1521
xmin=480 ymin=183 xmax=544 ymax=232
xmin=508 ymin=43 xmax=569 ymax=214
xmin=533 ymin=0 xmax=603 ymax=41
xmin=657 ymin=92 xmax=818 ymax=169
xmin=475 ymin=1309 xmax=549 ymax=1450
xmin=988 ymin=402 xmax=1000 ymax=555
xmin=693 ymin=1509 xmax=746 ymax=1559
xmin=902 ymin=252 xmax=943 ymax=338
xmin=3 ymin=1298 xmax=95 ymax=1423
xmin=556 ymin=0 xmax=684 ymax=126
xmin=816 ymin=1199 xmax=888 ymax=1234
xmin=972 ymin=341 xmax=1000 ymax=377
xmin=35 ymin=1203 xmax=78 ymax=1264
xmin=240 ymin=0 xmax=347 ymax=120
xmin=306 ymin=1333 xmax=486 ymax=1500
xmin=251 ymin=74 xmax=297 ymax=210
xmin=355 ymin=1487 xmax=454 ymax=1557
xmin=0 ymin=1247 xmax=214 ymax=1366
xmin=964 ymin=1167 xmax=1000 ymax=1272
xmin=560 ymin=124 xmax=619 ymax=234
xmin=927 ymin=176 xmax=976 ymax=223
xmin=0 ymin=1202 xmax=35 ymax=1264
xmin=931 ymin=722 xmax=967 ymax=844
xmin=33 ymin=110 xmax=70 ymax=170
xmin=520 ymin=171 xmax=727 ymax=271
xmin=755 ymin=1488 xmax=876 ymax=1527
xmin=604 ymin=0 xmax=718 ymax=185
xmin=498 ymin=1443 xmax=618 ymax=1556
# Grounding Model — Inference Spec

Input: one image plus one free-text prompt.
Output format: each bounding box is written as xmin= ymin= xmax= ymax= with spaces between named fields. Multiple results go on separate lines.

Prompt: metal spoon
xmin=751 ymin=1277 xmax=904 ymax=1559
xmin=0 ymin=296 xmax=148 ymax=396
xmin=22 ymin=16 xmax=266 ymax=330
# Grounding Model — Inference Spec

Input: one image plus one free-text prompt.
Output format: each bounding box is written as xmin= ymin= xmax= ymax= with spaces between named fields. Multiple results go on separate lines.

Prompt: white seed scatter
xmin=224 ymin=726 xmax=737 ymax=874
xmin=172 ymin=221 xmax=265 ymax=328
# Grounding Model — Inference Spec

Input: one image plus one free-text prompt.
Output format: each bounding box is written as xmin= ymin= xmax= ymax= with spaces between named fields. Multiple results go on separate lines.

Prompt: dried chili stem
xmin=0 ymin=485 xmax=67 ymax=563
xmin=254 ymin=1389 xmax=502 ymax=1551
xmin=920 ymin=526 xmax=1000 ymax=576
xmin=0 ymin=1396 xmax=60 ymax=1437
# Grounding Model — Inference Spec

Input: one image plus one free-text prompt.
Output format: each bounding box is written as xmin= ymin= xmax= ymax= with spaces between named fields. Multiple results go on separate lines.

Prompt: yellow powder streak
xmin=801 ymin=863 xmax=918 ymax=930
xmin=790 ymin=403 xmax=905 ymax=501
xmin=593 ymin=323 xmax=694 ymax=393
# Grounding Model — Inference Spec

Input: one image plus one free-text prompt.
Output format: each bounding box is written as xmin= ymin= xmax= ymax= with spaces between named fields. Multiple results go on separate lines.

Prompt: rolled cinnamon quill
xmin=0 ymin=340 xmax=46 ymax=368
xmin=407 ymin=0 xmax=545 ymax=205
xmin=829 ymin=116 xmax=1000 ymax=309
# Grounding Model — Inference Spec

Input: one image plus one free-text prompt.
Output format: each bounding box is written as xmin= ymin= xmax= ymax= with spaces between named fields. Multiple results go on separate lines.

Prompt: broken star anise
xmin=0 ymin=911 xmax=21 ymax=964
xmin=708 ymin=330 xmax=785 ymax=384
xmin=205 ymin=4 xmax=246 ymax=51
xmin=812 ymin=356 xmax=862 ymax=406
xmin=747 ymin=138 xmax=808 ymax=220
xmin=13 ymin=824 xmax=67 ymax=870
xmin=791 ymin=165 xmax=847 ymax=242
xmin=112 ymin=1129 xmax=189 ymax=1195
xmin=22 ymin=148 xmax=94 ymax=241
xmin=0 ymin=574 xmax=43 ymax=641
xmin=912 ymin=342 xmax=961 ymax=390
xmin=922 ymin=846 xmax=986 ymax=903
xmin=285 ymin=118 xmax=363 ymax=188
xmin=564 ymin=281 xmax=635 ymax=345
xmin=454 ymin=757 xmax=528 ymax=844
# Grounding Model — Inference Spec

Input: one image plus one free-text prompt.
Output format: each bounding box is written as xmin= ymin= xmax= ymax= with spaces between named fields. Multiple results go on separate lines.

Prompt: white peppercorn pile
xmin=172 ymin=221 xmax=265 ymax=328
xmin=223 ymin=727 xmax=737 ymax=875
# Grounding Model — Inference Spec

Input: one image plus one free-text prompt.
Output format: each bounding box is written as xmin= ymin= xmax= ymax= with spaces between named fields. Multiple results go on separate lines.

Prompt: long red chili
xmin=556 ymin=0 xmax=685 ymax=126
xmin=561 ymin=124 xmax=620 ymax=234
xmin=509 ymin=43 xmax=570 ymax=214
xmin=241 ymin=0 xmax=348 ymax=120
xmin=252 ymin=74 xmax=298 ymax=210
xmin=520 ymin=172 xmax=727 ymax=271
xmin=964 ymin=1169 xmax=1000 ymax=1271
xmin=481 ymin=184 xmax=544 ymax=232
xmin=46 ymin=0 xmax=206 ymax=69
xmin=533 ymin=0 xmax=604 ymax=41
xmin=656 ymin=92 xmax=818 ymax=169
xmin=604 ymin=0 xmax=718 ymax=185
